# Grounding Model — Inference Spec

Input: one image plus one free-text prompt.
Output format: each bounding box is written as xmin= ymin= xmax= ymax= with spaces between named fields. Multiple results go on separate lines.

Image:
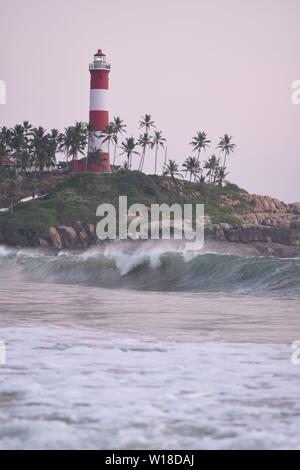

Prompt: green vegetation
xmin=0 ymin=171 xmax=247 ymax=247
xmin=1 ymin=115 xmax=236 ymax=187
xmin=0 ymin=113 xmax=240 ymax=246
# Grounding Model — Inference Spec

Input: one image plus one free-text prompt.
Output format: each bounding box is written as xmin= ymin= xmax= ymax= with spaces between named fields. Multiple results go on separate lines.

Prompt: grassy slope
xmin=0 ymin=171 xmax=249 ymax=246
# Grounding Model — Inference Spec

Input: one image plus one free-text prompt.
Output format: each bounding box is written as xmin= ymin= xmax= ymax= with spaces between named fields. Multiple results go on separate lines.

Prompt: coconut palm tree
xmin=215 ymin=166 xmax=229 ymax=187
xmin=137 ymin=133 xmax=152 ymax=172
xmin=204 ymin=155 xmax=220 ymax=183
xmin=101 ymin=122 xmax=116 ymax=155
xmin=182 ymin=157 xmax=201 ymax=182
xmin=87 ymin=146 xmax=105 ymax=171
xmin=139 ymin=114 xmax=156 ymax=134
xmin=21 ymin=121 xmax=33 ymax=169
xmin=10 ymin=124 xmax=31 ymax=170
xmin=22 ymin=120 xmax=32 ymax=135
xmin=119 ymin=137 xmax=138 ymax=170
xmin=60 ymin=122 xmax=88 ymax=170
xmin=162 ymin=146 xmax=168 ymax=175
xmin=31 ymin=127 xmax=49 ymax=172
xmin=216 ymin=134 xmax=236 ymax=169
xmin=112 ymin=117 xmax=127 ymax=167
xmin=46 ymin=129 xmax=61 ymax=171
xmin=0 ymin=127 xmax=12 ymax=157
xmin=163 ymin=159 xmax=182 ymax=181
xmin=190 ymin=131 xmax=211 ymax=162
xmin=151 ymin=131 xmax=166 ymax=174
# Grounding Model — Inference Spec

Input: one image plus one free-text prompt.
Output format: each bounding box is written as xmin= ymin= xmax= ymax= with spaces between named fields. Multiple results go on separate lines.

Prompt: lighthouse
xmin=88 ymin=49 xmax=112 ymax=172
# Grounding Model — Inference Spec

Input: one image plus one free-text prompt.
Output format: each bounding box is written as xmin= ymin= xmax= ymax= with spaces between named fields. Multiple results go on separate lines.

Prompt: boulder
xmin=49 ymin=227 xmax=62 ymax=250
xmin=58 ymin=225 xmax=79 ymax=249
xmin=289 ymin=203 xmax=300 ymax=215
xmin=79 ymin=229 xmax=89 ymax=247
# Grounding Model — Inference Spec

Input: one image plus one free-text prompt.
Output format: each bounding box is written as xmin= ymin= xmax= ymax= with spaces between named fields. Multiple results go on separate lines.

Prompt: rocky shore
xmin=204 ymin=195 xmax=300 ymax=256
xmin=0 ymin=172 xmax=299 ymax=257
xmin=34 ymin=194 xmax=300 ymax=258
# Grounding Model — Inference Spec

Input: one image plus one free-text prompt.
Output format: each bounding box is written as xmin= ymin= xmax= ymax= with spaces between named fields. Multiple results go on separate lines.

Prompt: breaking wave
xmin=0 ymin=243 xmax=299 ymax=295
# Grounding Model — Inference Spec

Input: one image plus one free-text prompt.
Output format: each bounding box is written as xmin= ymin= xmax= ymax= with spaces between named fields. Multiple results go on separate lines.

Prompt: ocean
xmin=0 ymin=242 xmax=300 ymax=450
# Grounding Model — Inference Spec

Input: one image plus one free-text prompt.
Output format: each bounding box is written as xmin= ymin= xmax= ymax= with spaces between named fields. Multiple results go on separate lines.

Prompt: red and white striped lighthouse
xmin=88 ymin=49 xmax=111 ymax=172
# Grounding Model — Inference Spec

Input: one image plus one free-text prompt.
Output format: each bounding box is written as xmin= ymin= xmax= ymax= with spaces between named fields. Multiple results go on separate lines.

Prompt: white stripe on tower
xmin=89 ymin=89 xmax=109 ymax=112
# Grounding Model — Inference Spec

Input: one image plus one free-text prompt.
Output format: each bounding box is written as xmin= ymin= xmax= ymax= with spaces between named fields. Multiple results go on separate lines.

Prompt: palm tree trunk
xmin=154 ymin=145 xmax=158 ymax=174
xmin=223 ymin=152 xmax=228 ymax=170
xmin=113 ymin=142 xmax=117 ymax=167
xmin=72 ymin=150 xmax=78 ymax=173
xmin=138 ymin=150 xmax=144 ymax=171
xmin=162 ymin=147 xmax=168 ymax=175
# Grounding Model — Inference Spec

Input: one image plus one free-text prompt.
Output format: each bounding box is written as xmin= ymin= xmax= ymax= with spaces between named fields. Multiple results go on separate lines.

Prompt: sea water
xmin=0 ymin=243 xmax=300 ymax=449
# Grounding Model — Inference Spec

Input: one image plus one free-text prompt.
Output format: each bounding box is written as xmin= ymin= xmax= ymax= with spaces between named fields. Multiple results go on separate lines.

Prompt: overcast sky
xmin=0 ymin=0 xmax=299 ymax=202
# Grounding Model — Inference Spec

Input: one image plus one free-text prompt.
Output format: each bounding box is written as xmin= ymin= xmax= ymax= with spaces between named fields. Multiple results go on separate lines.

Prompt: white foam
xmin=0 ymin=323 xmax=300 ymax=450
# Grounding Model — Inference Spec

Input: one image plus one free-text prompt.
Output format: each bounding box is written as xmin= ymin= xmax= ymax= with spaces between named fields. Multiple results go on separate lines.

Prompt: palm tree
xmin=60 ymin=122 xmax=87 ymax=170
xmin=139 ymin=114 xmax=156 ymax=134
xmin=215 ymin=166 xmax=229 ymax=187
xmin=22 ymin=120 xmax=32 ymax=135
xmin=0 ymin=127 xmax=12 ymax=157
xmin=163 ymin=159 xmax=182 ymax=181
xmin=112 ymin=117 xmax=127 ymax=167
xmin=151 ymin=131 xmax=166 ymax=174
xmin=182 ymin=157 xmax=201 ymax=182
xmin=87 ymin=146 xmax=105 ymax=171
xmin=190 ymin=131 xmax=211 ymax=162
xmin=101 ymin=122 xmax=116 ymax=155
xmin=216 ymin=134 xmax=236 ymax=169
xmin=162 ymin=146 xmax=168 ymax=175
xmin=31 ymin=127 xmax=49 ymax=172
xmin=10 ymin=124 xmax=31 ymax=170
xmin=46 ymin=129 xmax=61 ymax=171
xmin=21 ymin=121 xmax=33 ymax=170
xmin=137 ymin=133 xmax=152 ymax=172
xmin=204 ymin=155 xmax=220 ymax=183
xmin=119 ymin=137 xmax=138 ymax=170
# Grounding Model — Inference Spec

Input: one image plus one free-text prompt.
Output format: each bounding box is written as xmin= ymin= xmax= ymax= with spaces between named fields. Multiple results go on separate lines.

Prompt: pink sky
xmin=0 ymin=0 xmax=299 ymax=202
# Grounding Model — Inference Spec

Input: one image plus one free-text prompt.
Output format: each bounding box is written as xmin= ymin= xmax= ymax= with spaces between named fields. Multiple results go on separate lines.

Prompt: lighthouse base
xmin=69 ymin=152 xmax=112 ymax=173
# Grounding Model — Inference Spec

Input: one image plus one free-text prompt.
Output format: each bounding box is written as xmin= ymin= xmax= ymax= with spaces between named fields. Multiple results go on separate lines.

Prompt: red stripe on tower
xmin=88 ymin=49 xmax=111 ymax=173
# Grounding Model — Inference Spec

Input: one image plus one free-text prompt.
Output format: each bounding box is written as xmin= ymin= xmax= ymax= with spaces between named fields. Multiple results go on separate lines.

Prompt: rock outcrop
xmin=205 ymin=224 xmax=300 ymax=246
xmin=30 ymin=193 xmax=300 ymax=254
xmin=221 ymin=193 xmax=300 ymax=229
xmin=203 ymin=194 xmax=300 ymax=255
xmin=41 ymin=223 xmax=97 ymax=250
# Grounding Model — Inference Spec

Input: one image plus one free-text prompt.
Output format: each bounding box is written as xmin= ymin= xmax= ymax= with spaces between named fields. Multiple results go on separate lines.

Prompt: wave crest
xmin=0 ymin=242 xmax=299 ymax=295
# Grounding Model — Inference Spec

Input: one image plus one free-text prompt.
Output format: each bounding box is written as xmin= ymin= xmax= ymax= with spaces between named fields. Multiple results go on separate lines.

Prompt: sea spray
xmin=0 ymin=242 xmax=299 ymax=295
